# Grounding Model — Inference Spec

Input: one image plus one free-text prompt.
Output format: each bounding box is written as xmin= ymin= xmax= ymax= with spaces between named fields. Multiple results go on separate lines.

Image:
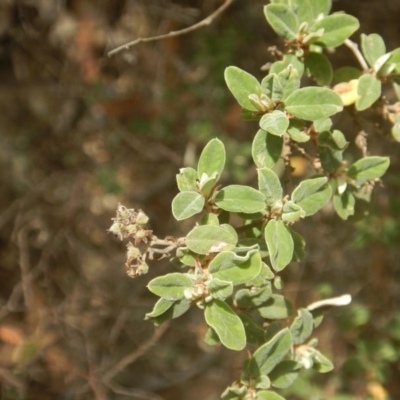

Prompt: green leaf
xmin=225 ymin=66 xmax=262 ymax=111
xmin=198 ymin=175 xmax=218 ymax=197
xmin=145 ymin=298 xmax=191 ymax=324
xmin=209 ymin=250 xmax=263 ymax=285
xmin=215 ymin=185 xmax=266 ymax=213
xmin=356 ymin=74 xmax=381 ymax=111
xmin=361 ymin=33 xmax=386 ymax=68
xmin=285 ymin=87 xmax=343 ymax=121
xmin=257 ymin=168 xmax=283 ymax=207
xmin=176 ymin=167 xmax=198 ymax=192
xmin=186 ymin=225 xmax=237 ymax=255
xmin=347 ymin=156 xmax=390 ymax=182
xmin=258 ymin=295 xmax=293 ymax=319
xmin=289 ymin=227 xmax=306 ymax=262
xmin=305 ymin=52 xmax=333 ymax=86
xmin=264 ymin=4 xmax=299 ymax=40
xmin=291 ymin=177 xmax=332 ymax=216
xmin=270 ymin=54 xmax=304 ymax=77
xmin=200 ymin=213 xmax=219 ymax=226
xmin=273 ymin=67 xmax=301 ymax=101
xmin=313 ymin=117 xmax=332 ymax=133
xmin=145 ymin=298 xmax=174 ymax=319
xmin=175 ymin=247 xmax=199 ymax=267
xmin=204 ymin=299 xmax=246 ymax=351
xmin=312 ymin=349 xmax=334 ymax=373
xmin=265 ymin=220 xmax=294 ymax=272
xmin=249 ymin=328 xmax=292 ymax=375
xmin=332 ymin=66 xmax=362 ymax=84
xmin=309 ymin=0 xmax=331 ymax=19
xmin=239 ymin=314 xmax=266 ymax=345
xmin=333 ymin=190 xmax=355 ymax=220
xmin=147 ymin=273 xmax=194 ymax=300
xmin=235 ymin=286 xmax=272 ymax=308
xmin=311 ymin=13 xmax=360 ymax=48
xmin=391 ymin=113 xmax=400 ymax=141
xmin=256 ymin=391 xmax=285 ymax=400
xmin=207 ymin=278 xmax=233 ymax=300
xmin=252 ymin=129 xmax=283 ymax=169
xmin=172 ymin=191 xmax=205 ymax=221
xmin=290 ymin=308 xmax=314 ymax=345
xmin=282 ymin=201 xmax=305 ymax=223
xmin=269 ymin=360 xmax=301 ymax=389
xmin=287 ymin=119 xmax=309 ymax=142
xmin=197 ymin=138 xmax=226 ymax=181
xmin=259 ymin=111 xmax=289 ymax=136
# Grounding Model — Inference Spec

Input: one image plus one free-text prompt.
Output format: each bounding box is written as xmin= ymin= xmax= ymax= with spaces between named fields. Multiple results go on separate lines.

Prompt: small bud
xmin=108 ymin=222 xmax=123 ymax=240
xmin=137 ymin=263 xmax=149 ymax=275
xmin=126 ymin=244 xmax=140 ymax=261
xmin=136 ymin=210 xmax=149 ymax=226
xmin=135 ymin=229 xmax=146 ymax=239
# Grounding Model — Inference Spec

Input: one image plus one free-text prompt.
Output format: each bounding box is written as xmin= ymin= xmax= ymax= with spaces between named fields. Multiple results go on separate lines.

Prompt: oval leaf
xmin=209 ymin=250 xmax=263 ymax=285
xmin=172 ymin=191 xmax=205 ymax=221
xmin=305 ymin=52 xmax=333 ymax=86
xmin=258 ymin=295 xmax=293 ymax=320
xmin=259 ymin=111 xmax=289 ymax=136
xmin=215 ymin=185 xmax=266 ymax=213
xmin=291 ymin=177 xmax=332 ymax=216
xmin=186 ymin=225 xmax=237 ymax=255
xmin=264 ymin=4 xmax=299 ymax=40
xmin=205 ymin=299 xmax=246 ymax=351
xmin=198 ymin=138 xmax=226 ymax=181
xmin=257 ymin=391 xmax=285 ymax=400
xmin=347 ymin=156 xmax=390 ymax=182
xmin=148 ymin=273 xmax=194 ymax=300
xmin=312 ymin=14 xmax=360 ymax=48
xmin=176 ymin=167 xmax=198 ymax=192
xmin=225 ymin=66 xmax=262 ymax=111
xmin=257 ymin=168 xmax=283 ymax=207
xmin=361 ymin=33 xmax=386 ymax=68
xmin=290 ymin=308 xmax=314 ymax=345
xmin=269 ymin=360 xmax=301 ymax=389
xmin=265 ymin=219 xmax=294 ymax=272
xmin=285 ymin=87 xmax=343 ymax=121
xmin=252 ymin=129 xmax=283 ymax=169
xmin=250 ymin=328 xmax=292 ymax=375
xmin=356 ymin=74 xmax=381 ymax=111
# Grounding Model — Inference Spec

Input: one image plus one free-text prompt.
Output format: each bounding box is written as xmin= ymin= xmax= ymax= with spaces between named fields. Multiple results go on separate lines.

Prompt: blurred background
xmin=1 ymin=0 xmax=400 ymax=399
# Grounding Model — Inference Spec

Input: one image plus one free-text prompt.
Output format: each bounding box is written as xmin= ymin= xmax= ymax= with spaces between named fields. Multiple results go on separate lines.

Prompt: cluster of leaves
xmin=112 ymin=1 xmax=394 ymax=399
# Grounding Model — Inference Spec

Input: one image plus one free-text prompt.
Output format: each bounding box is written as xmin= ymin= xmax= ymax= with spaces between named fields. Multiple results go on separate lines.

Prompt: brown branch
xmin=344 ymin=39 xmax=369 ymax=71
xmin=107 ymin=0 xmax=233 ymax=57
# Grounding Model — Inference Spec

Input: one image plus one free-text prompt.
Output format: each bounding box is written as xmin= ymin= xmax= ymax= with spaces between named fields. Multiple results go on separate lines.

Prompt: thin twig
xmin=344 ymin=39 xmax=369 ymax=71
xmin=17 ymin=226 xmax=34 ymax=309
xmin=103 ymin=323 xmax=170 ymax=383
xmin=107 ymin=0 xmax=233 ymax=57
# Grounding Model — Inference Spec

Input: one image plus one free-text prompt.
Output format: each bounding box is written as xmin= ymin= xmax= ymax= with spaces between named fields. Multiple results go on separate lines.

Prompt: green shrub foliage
xmin=110 ymin=1 xmax=396 ymax=398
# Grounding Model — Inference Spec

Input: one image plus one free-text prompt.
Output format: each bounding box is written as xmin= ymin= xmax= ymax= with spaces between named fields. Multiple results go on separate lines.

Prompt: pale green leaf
xmin=148 ymin=273 xmax=194 ymax=300
xmin=258 ymin=295 xmax=293 ymax=319
xmin=186 ymin=225 xmax=237 ymax=255
xmin=197 ymin=138 xmax=226 ymax=180
xmin=356 ymin=74 xmax=381 ymax=111
xmin=333 ymin=190 xmax=355 ymax=220
xmin=289 ymin=227 xmax=306 ymax=262
xmin=391 ymin=113 xmax=400 ymax=141
xmin=259 ymin=110 xmax=289 ymax=136
xmin=256 ymin=391 xmax=285 ymax=400
xmin=305 ymin=52 xmax=333 ymax=85
xmin=269 ymin=360 xmax=301 ymax=389
xmin=215 ymin=185 xmax=266 ymax=213
xmin=249 ymin=328 xmax=292 ymax=375
xmin=172 ymin=191 xmax=205 ymax=221
xmin=264 ymin=4 xmax=299 ymax=40
xmin=235 ymin=286 xmax=272 ymax=308
xmin=257 ymin=168 xmax=283 ymax=207
xmin=207 ymin=278 xmax=233 ymax=300
xmin=309 ymin=0 xmax=331 ymax=19
xmin=347 ymin=156 xmax=390 ymax=182
xmin=287 ymin=119 xmax=309 ymax=142
xmin=311 ymin=14 xmax=360 ymax=48
xmin=265 ymin=220 xmax=294 ymax=272
xmin=291 ymin=177 xmax=332 ymax=216
xmin=332 ymin=66 xmax=362 ymax=84
xmin=145 ymin=298 xmax=191 ymax=325
xmin=361 ymin=33 xmax=386 ymax=68
xmin=252 ymin=129 xmax=283 ymax=168
xmin=209 ymin=250 xmax=262 ymax=285
xmin=270 ymin=54 xmax=304 ymax=77
xmin=204 ymin=300 xmax=246 ymax=351
xmin=176 ymin=167 xmax=198 ymax=192
xmin=312 ymin=349 xmax=334 ymax=373
xmin=239 ymin=314 xmax=266 ymax=345
xmin=290 ymin=308 xmax=314 ymax=345
xmin=282 ymin=201 xmax=305 ymax=223
xmin=225 ymin=66 xmax=262 ymax=111
xmin=285 ymin=87 xmax=343 ymax=121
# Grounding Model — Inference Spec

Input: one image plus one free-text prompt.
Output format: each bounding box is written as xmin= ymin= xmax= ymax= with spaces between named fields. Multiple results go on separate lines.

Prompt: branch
xmin=107 ymin=0 xmax=233 ymax=57
xmin=344 ymin=39 xmax=369 ymax=71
